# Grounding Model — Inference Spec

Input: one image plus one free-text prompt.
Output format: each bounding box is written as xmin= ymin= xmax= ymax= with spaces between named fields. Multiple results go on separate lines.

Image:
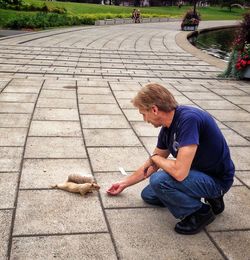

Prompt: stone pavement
xmin=0 ymin=21 xmax=249 ymax=259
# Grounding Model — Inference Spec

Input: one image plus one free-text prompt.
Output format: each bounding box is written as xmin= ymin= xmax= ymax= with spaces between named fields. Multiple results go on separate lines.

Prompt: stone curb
xmin=95 ymin=17 xmax=181 ymax=26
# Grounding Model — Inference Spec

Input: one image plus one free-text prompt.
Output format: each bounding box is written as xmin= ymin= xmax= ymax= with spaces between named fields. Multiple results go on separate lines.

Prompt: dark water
xmin=189 ymin=27 xmax=239 ymax=62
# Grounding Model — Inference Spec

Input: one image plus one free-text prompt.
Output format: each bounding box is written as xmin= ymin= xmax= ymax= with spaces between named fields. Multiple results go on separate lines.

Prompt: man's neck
xmin=162 ymin=110 xmax=175 ymax=128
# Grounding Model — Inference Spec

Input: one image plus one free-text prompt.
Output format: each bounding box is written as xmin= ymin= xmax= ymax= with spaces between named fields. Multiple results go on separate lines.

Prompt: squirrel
xmin=67 ymin=174 xmax=94 ymax=184
xmin=51 ymin=174 xmax=100 ymax=196
xmin=51 ymin=182 xmax=100 ymax=196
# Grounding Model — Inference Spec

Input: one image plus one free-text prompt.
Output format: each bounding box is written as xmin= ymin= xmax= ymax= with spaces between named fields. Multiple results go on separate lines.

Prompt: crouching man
xmin=107 ymin=83 xmax=235 ymax=235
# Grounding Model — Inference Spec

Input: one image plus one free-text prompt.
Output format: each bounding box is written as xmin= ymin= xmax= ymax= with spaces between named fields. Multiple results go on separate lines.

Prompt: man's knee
xmin=149 ymin=171 xmax=172 ymax=191
xmin=141 ymin=185 xmax=165 ymax=207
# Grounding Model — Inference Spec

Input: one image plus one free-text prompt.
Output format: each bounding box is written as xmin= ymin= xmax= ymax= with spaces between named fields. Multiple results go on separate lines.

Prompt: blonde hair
xmin=132 ymin=83 xmax=178 ymax=112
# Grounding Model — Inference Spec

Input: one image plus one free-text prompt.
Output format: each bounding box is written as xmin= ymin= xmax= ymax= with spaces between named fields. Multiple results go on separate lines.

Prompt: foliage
xmin=5 ymin=12 xmax=98 ymax=28
xmin=0 ymin=0 xmax=22 ymax=7
xmin=0 ymin=2 xmax=67 ymax=14
xmin=235 ymin=44 xmax=250 ymax=71
xmin=181 ymin=9 xmax=200 ymax=29
xmin=220 ymin=12 xmax=250 ymax=79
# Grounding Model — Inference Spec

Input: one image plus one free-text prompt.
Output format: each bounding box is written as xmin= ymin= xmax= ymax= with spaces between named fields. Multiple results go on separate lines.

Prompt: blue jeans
xmin=141 ymin=170 xmax=225 ymax=219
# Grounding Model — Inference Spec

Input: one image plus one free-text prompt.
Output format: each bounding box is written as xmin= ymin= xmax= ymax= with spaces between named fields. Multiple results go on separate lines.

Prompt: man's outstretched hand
xmin=106 ymin=182 xmax=126 ymax=195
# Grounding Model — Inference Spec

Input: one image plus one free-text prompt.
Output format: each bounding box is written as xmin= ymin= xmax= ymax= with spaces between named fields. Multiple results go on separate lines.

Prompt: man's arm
xmin=151 ymin=144 xmax=197 ymax=182
xmin=107 ymin=148 xmax=169 ymax=195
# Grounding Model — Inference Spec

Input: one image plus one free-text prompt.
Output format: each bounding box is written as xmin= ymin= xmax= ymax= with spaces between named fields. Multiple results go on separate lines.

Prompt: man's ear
xmin=151 ymin=105 xmax=158 ymax=115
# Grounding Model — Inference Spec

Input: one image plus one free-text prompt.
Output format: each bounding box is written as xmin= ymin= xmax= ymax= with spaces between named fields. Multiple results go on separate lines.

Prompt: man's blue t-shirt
xmin=157 ymin=105 xmax=235 ymax=191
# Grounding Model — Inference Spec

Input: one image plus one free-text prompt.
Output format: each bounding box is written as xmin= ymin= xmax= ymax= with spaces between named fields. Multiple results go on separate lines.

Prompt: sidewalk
xmin=0 ymin=21 xmax=249 ymax=260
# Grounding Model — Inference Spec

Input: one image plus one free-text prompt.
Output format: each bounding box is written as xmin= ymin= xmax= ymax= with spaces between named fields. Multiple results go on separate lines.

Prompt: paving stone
xmin=0 ymin=93 xmax=37 ymax=102
xmin=211 ymin=88 xmax=247 ymax=96
xmin=207 ymin=186 xmax=250 ymax=231
xmin=10 ymin=78 xmax=43 ymax=87
xmin=36 ymin=98 xmax=77 ymax=108
xmin=131 ymin=122 xmax=160 ymax=137
xmin=33 ymin=108 xmax=79 ymax=121
xmin=113 ymin=90 xmax=138 ymax=99
xmin=225 ymin=96 xmax=250 ymax=105
xmin=25 ymin=137 xmax=86 ymax=158
xmin=174 ymin=95 xmax=194 ymax=105
xmin=221 ymin=129 xmax=250 ymax=146
xmin=0 ymin=128 xmax=27 ymax=146
xmin=81 ymin=114 xmax=130 ymax=128
xmin=0 ymin=210 xmax=12 ymax=260
xmin=183 ymin=92 xmax=222 ymax=100
xmin=88 ymin=147 xmax=148 ymax=172
xmin=0 ymin=102 xmax=34 ymax=113
xmin=109 ymin=82 xmax=141 ymax=91
xmin=225 ymin=122 xmax=250 ymax=138
xmin=78 ymin=94 xmax=116 ymax=104
xmin=232 ymin=176 xmax=243 ymax=186
xmin=3 ymin=85 xmax=41 ymax=93
xmin=230 ymin=147 xmax=250 ymax=171
xmin=0 ymin=172 xmax=18 ymax=208
xmin=95 ymin=172 xmax=149 ymax=208
xmin=236 ymin=171 xmax=250 ymax=188
xmin=117 ymin=98 xmax=135 ymax=109
xmin=194 ymin=100 xmax=239 ymax=110
xmin=13 ymin=190 xmax=107 ymax=235
xmin=140 ymin=136 xmax=158 ymax=153
xmin=209 ymin=230 xmax=250 ymax=260
xmin=43 ymin=82 xmax=76 ymax=90
xmin=171 ymin=84 xmax=209 ymax=92
xmin=123 ymin=108 xmax=145 ymax=121
xmin=79 ymin=103 xmax=122 ymax=115
xmin=77 ymin=80 xmax=109 ymax=87
xmin=106 ymin=208 xmax=223 ymax=260
xmin=20 ymin=158 xmax=91 ymax=189
xmin=29 ymin=121 xmax=81 ymax=137
xmin=240 ymin=104 xmax=250 ymax=113
xmin=40 ymin=90 xmax=75 ymax=99
xmin=77 ymin=87 xmax=111 ymax=95
xmin=11 ymin=233 xmax=117 ymax=260
xmin=207 ymin=110 xmax=250 ymax=122
xmin=0 ymin=114 xmax=30 ymax=127
xmin=0 ymin=147 xmax=23 ymax=171
xmin=83 ymin=129 xmax=141 ymax=147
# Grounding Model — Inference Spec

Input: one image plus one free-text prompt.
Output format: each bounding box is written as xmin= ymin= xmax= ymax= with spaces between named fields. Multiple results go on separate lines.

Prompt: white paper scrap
xmin=118 ymin=167 xmax=128 ymax=176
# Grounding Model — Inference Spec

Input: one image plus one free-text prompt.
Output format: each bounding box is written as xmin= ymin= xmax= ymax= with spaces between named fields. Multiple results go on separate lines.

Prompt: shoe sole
xmin=174 ymin=214 xmax=216 ymax=235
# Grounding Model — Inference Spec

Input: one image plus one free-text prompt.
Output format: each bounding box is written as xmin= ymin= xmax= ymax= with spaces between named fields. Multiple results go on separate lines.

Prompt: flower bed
xmin=181 ymin=10 xmax=200 ymax=31
xmin=220 ymin=12 xmax=250 ymax=80
xmin=236 ymin=44 xmax=250 ymax=71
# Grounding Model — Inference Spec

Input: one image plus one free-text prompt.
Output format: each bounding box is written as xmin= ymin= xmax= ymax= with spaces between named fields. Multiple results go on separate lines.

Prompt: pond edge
xmin=175 ymin=25 xmax=239 ymax=70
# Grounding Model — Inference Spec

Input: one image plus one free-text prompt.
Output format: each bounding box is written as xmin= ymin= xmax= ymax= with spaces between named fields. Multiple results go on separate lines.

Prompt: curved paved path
xmin=0 ymin=21 xmax=250 ymax=260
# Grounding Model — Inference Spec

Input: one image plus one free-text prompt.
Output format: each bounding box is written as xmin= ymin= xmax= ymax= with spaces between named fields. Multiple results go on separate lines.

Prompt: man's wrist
xmin=149 ymin=153 xmax=158 ymax=164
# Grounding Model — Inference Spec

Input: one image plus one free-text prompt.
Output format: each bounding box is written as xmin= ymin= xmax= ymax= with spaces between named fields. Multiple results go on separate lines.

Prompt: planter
xmin=182 ymin=25 xmax=198 ymax=31
xmin=242 ymin=65 xmax=250 ymax=79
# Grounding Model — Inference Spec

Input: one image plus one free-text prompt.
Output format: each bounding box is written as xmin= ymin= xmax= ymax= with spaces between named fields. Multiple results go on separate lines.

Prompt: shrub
xmin=181 ymin=9 xmax=200 ymax=28
xmin=5 ymin=12 xmax=96 ymax=29
xmin=220 ymin=12 xmax=250 ymax=79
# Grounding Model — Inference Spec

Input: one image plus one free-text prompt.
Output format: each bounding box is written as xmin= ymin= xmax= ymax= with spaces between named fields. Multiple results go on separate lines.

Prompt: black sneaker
xmin=174 ymin=206 xmax=215 ymax=235
xmin=205 ymin=196 xmax=224 ymax=215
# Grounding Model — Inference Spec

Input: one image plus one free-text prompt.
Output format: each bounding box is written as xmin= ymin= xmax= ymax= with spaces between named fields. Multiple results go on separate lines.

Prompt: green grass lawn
xmin=23 ymin=0 xmax=248 ymax=18
xmin=0 ymin=0 xmax=248 ymax=29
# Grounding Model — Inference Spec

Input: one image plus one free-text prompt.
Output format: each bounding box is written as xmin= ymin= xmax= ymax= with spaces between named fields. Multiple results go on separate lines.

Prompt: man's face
xmin=139 ymin=106 xmax=161 ymax=128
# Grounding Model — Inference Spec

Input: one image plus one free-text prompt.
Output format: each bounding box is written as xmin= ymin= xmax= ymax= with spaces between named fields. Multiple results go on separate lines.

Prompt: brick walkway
xmin=0 ymin=21 xmax=249 ymax=260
